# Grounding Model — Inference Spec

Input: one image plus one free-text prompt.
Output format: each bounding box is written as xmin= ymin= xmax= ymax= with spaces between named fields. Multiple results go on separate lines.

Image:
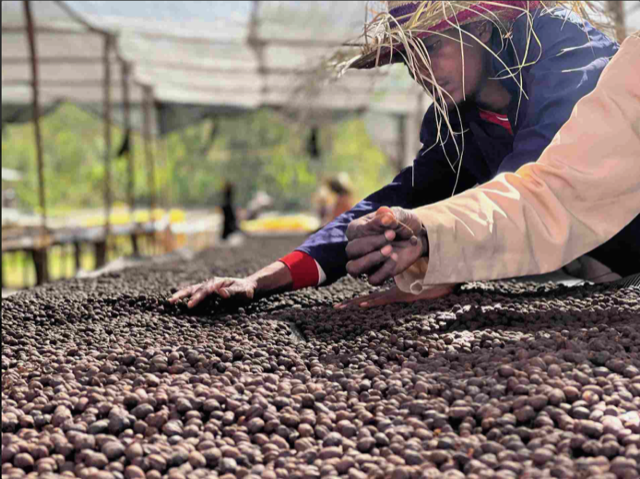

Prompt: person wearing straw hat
xmin=170 ymin=2 xmax=635 ymax=309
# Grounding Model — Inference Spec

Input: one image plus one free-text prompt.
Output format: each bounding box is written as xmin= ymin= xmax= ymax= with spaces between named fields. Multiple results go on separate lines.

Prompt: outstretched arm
xmin=170 ymin=102 xmax=479 ymax=307
xmin=169 ymin=261 xmax=293 ymax=308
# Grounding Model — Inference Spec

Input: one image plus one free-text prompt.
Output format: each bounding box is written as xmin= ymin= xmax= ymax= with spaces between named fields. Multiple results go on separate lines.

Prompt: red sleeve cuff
xmin=279 ymin=251 xmax=319 ymax=290
xmin=479 ymin=109 xmax=513 ymax=136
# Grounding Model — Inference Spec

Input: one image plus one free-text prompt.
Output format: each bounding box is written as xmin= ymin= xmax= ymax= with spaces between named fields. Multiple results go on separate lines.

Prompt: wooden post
xmin=23 ymin=251 xmax=28 ymax=286
xmin=143 ymin=85 xmax=157 ymax=254
xmin=161 ymin=136 xmax=173 ymax=254
xmin=143 ymin=85 xmax=157 ymax=213
xmin=94 ymin=241 xmax=107 ymax=271
xmin=24 ymin=1 xmax=49 ymax=284
xmin=103 ymin=34 xmax=113 ymax=241
xmin=74 ymin=242 xmax=82 ymax=272
xmin=66 ymin=243 xmax=72 ymax=278
xmin=606 ymin=1 xmax=627 ymax=43
xmin=122 ymin=62 xmax=134 ymax=212
xmin=162 ymin=136 xmax=170 ymax=209
xmin=96 ymin=34 xmax=113 ymax=268
xmin=31 ymin=249 xmax=48 ymax=286
xmin=121 ymin=61 xmax=140 ymax=256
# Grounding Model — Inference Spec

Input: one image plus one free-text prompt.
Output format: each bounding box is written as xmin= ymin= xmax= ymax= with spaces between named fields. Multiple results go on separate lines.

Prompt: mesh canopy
xmin=2 ymin=1 xmax=151 ymax=130
xmin=4 ymin=2 xmax=635 ymax=139
xmin=2 ymin=1 xmax=430 ymax=137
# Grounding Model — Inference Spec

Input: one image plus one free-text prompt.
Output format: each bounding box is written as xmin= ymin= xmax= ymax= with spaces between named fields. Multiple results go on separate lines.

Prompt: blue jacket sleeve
xmin=499 ymin=8 xmax=619 ymax=174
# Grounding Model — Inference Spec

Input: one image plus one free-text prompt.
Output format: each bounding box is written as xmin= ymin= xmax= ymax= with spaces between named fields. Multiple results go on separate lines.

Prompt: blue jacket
xmin=298 ymin=8 xmax=622 ymax=284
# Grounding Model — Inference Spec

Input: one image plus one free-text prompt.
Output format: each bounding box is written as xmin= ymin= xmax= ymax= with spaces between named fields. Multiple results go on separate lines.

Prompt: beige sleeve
xmin=396 ymin=34 xmax=640 ymax=294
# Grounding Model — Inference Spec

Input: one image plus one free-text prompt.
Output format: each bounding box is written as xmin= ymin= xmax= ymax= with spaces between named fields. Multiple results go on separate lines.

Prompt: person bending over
xmin=170 ymin=1 xmax=635 ymax=309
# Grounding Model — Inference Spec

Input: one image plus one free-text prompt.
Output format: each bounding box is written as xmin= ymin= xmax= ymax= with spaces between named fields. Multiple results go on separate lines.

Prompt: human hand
xmin=345 ymin=206 xmax=428 ymax=286
xmin=169 ymin=277 xmax=258 ymax=308
xmin=334 ymin=282 xmax=455 ymax=309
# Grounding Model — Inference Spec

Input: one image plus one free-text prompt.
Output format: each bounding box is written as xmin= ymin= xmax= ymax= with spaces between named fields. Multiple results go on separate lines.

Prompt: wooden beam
xmin=1 ymin=26 xmax=88 ymax=34
xmin=3 ymin=79 xmax=352 ymax=95
xmin=1 ymin=56 xmax=337 ymax=76
xmin=3 ymin=57 xmax=109 ymax=64
xmin=23 ymin=0 xmax=49 ymax=284
xmin=54 ymin=0 xmax=107 ymax=35
xmin=3 ymin=79 xmax=116 ymax=87
xmin=2 ymin=24 xmax=362 ymax=48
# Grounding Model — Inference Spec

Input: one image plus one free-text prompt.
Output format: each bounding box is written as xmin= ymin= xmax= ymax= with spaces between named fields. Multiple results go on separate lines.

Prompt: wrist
xmin=250 ymin=261 xmax=293 ymax=294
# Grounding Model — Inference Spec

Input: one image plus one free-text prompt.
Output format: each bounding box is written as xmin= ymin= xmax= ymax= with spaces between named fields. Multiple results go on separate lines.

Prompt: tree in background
xmin=2 ymin=103 xmax=395 ymax=215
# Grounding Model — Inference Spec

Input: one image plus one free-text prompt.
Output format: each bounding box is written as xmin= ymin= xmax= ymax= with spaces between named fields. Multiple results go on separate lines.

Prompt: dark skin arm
xmin=169 ymin=260 xmax=293 ymax=308
xmin=170 ymin=208 xmax=446 ymax=309
xmin=337 ymin=206 xmax=458 ymax=309
xmin=345 ymin=206 xmax=429 ymax=284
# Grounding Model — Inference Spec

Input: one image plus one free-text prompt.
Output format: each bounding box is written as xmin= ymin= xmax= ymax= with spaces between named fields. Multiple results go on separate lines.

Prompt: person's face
xmin=406 ymin=23 xmax=492 ymax=108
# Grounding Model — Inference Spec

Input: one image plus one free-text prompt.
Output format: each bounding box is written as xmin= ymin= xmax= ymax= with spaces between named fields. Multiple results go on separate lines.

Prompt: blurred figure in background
xmin=313 ymin=184 xmax=332 ymax=226
xmin=221 ymin=182 xmax=238 ymax=241
xmin=245 ymin=190 xmax=273 ymax=221
xmin=326 ymin=172 xmax=355 ymax=221
xmin=312 ymin=173 xmax=356 ymax=232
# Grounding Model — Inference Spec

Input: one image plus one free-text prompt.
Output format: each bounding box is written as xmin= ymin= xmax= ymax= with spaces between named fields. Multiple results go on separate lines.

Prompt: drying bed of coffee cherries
xmin=2 ymin=236 xmax=640 ymax=479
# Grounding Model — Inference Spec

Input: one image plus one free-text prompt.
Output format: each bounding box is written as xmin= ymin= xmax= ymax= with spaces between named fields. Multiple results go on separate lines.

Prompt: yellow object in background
xmin=241 ymin=214 xmax=320 ymax=233
xmin=169 ymin=209 xmax=185 ymax=223
xmin=169 ymin=209 xmax=187 ymax=247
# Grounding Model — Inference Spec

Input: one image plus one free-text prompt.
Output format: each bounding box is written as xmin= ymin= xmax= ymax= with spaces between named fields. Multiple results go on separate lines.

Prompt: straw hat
xmin=328 ymin=1 xmax=607 ymax=196
xmin=347 ymin=1 xmax=600 ymax=71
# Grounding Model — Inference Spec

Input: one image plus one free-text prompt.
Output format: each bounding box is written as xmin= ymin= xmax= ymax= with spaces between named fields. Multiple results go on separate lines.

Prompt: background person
xmin=220 ymin=182 xmax=238 ymax=241
xmin=326 ymin=173 xmax=355 ymax=221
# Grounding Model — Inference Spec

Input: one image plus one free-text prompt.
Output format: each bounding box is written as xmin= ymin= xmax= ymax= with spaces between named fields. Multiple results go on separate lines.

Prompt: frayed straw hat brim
xmin=336 ymin=0 xmax=610 ymax=198
xmin=348 ymin=1 xmax=596 ymax=70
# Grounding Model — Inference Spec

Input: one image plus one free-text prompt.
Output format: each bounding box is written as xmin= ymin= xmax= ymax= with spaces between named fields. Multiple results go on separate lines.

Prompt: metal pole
xmin=24 ymin=0 xmax=49 ymax=284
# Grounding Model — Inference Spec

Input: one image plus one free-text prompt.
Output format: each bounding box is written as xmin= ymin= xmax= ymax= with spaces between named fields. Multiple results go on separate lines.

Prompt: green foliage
xmin=324 ymin=120 xmax=396 ymax=203
xmin=2 ymin=103 xmax=396 ymax=213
